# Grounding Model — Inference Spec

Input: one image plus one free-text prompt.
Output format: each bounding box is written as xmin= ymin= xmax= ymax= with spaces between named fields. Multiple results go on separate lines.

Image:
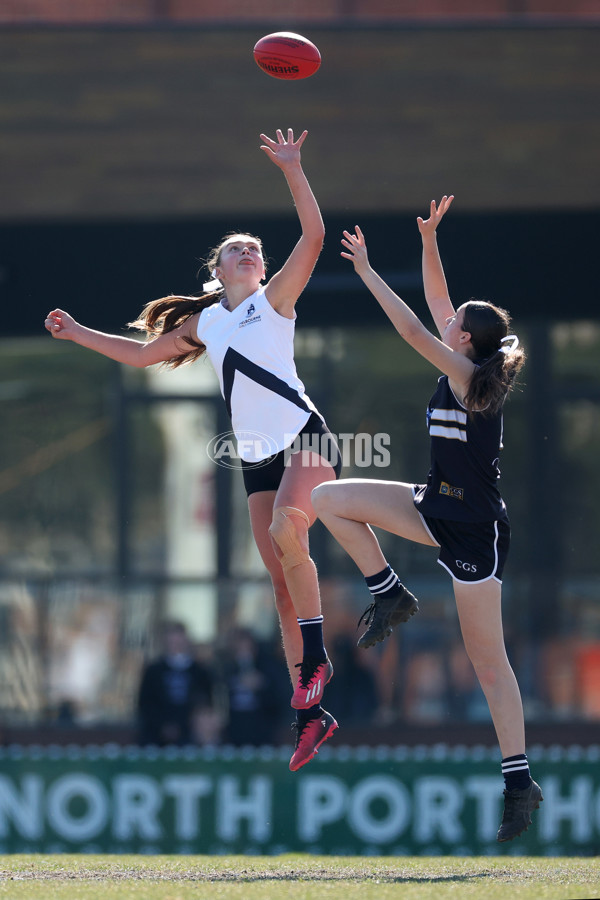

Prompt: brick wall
xmin=2 ymin=27 xmax=598 ymax=220
xmin=0 ymin=0 xmax=598 ymax=25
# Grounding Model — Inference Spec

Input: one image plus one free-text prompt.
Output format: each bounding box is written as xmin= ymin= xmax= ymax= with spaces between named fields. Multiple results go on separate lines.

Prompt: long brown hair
xmin=128 ymin=293 xmax=218 ymax=368
xmin=128 ymin=231 xmax=264 ymax=369
xmin=462 ymin=300 xmax=526 ymax=415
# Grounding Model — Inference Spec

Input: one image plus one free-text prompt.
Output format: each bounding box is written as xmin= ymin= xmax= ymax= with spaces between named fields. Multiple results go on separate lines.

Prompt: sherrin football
xmin=253 ymin=32 xmax=321 ymax=80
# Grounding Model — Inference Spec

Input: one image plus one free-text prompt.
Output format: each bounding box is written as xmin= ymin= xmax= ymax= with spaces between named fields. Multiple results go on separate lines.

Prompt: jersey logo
xmin=439 ymin=481 xmax=464 ymax=501
xmin=222 ymin=347 xmax=310 ymax=420
xmin=239 ymin=303 xmax=261 ymax=329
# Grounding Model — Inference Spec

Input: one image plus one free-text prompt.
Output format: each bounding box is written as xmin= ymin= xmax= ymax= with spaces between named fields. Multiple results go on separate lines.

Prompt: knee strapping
xmin=269 ymin=506 xmax=311 ymax=573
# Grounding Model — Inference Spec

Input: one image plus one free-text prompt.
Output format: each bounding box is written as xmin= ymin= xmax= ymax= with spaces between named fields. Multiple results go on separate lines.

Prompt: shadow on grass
xmin=2 ymin=869 xmax=513 ymax=884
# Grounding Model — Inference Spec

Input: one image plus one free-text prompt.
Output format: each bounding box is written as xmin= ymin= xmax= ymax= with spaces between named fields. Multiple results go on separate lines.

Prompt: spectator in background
xmin=323 ymin=633 xmax=379 ymax=724
xmin=222 ymin=627 xmax=289 ymax=746
xmin=137 ymin=620 xmax=215 ymax=746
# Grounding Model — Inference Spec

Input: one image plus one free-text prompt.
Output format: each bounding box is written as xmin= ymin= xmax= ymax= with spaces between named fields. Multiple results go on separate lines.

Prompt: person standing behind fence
xmin=222 ymin=627 xmax=289 ymax=746
xmin=311 ymin=196 xmax=542 ymax=843
xmin=45 ymin=128 xmax=341 ymax=771
xmin=137 ymin=620 xmax=215 ymax=746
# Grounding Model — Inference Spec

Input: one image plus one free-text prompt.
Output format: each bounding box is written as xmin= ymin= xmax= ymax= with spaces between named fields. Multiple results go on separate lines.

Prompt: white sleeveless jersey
xmin=197 ymin=286 xmax=317 ymax=462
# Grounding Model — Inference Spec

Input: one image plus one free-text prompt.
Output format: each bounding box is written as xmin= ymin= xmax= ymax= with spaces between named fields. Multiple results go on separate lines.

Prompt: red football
xmin=253 ymin=32 xmax=321 ymax=81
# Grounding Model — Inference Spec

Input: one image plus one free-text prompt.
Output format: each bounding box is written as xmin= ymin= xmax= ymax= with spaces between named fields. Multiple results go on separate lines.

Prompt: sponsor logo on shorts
xmin=456 ymin=560 xmax=478 ymax=573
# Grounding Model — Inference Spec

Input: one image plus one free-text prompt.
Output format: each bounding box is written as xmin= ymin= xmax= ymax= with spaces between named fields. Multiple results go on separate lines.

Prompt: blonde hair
xmin=128 ymin=232 xmax=264 ymax=369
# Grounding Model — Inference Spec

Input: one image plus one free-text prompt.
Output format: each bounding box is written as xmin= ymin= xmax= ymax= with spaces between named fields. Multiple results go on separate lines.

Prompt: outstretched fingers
xmin=259 ymin=131 xmax=277 ymax=152
xmin=438 ymin=194 xmax=454 ymax=216
xmin=417 ymin=195 xmax=455 ymax=234
xmin=259 ymin=128 xmax=308 ymax=151
xmin=278 ymin=127 xmax=307 ymax=148
xmin=292 ymin=128 xmax=308 ymax=149
xmin=340 ymin=229 xmax=357 ymax=259
xmin=341 ymin=225 xmax=364 ymax=246
xmin=341 ymin=226 xmax=368 ymax=265
xmin=432 ymin=195 xmax=454 ymax=222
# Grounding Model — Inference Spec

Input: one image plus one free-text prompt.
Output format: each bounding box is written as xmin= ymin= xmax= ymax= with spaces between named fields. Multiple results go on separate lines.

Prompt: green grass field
xmin=0 ymin=855 xmax=599 ymax=900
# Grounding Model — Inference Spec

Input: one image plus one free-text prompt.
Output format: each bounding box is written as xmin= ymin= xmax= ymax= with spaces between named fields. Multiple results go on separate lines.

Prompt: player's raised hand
xmin=260 ymin=128 xmax=307 ymax=170
xmin=341 ymin=225 xmax=370 ymax=276
xmin=417 ymin=195 xmax=454 ymax=238
xmin=45 ymin=308 xmax=80 ymax=341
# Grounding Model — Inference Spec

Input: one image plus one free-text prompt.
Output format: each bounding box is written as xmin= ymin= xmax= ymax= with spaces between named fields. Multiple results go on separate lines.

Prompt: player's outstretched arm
xmin=416 ymin=195 xmax=455 ymax=337
xmin=341 ymin=225 xmax=474 ymax=385
xmin=45 ymin=308 xmax=197 ymax=368
xmin=341 ymin=226 xmax=428 ymax=344
xmin=260 ymin=128 xmax=324 ymax=316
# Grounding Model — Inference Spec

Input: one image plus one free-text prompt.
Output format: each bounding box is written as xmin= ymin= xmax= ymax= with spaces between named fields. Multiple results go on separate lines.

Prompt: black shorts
xmin=414 ymin=490 xmax=511 ymax=584
xmin=241 ymin=412 xmax=342 ymax=497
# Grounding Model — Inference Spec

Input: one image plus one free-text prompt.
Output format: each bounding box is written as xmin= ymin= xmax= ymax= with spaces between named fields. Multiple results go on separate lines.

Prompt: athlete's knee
xmin=311 ymin=482 xmax=336 ymax=515
xmin=269 ymin=506 xmax=311 ymax=573
xmin=473 ymin=663 xmax=499 ymax=690
xmin=468 ymin=655 xmax=509 ymax=691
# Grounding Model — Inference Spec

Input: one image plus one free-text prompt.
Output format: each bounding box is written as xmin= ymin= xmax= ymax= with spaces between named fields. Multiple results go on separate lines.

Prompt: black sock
xmin=502 ymin=754 xmax=532 ymax=791
xmin=365 ymin=564 xmax=403 ymax=600
xmin=297 ymin=704 xmax=322 ymax=723
xmin=297 ymin=615 xmax=326 ymax=660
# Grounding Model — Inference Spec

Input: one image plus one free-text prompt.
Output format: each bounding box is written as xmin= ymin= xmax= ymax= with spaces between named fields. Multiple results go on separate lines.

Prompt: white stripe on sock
xmin=501 ymin=761 xmax=529 ymax=773
xmin=297 ymin=615 xmax=324 ymax=625
xmin=369 ymin=571 xmax=398 ymax=593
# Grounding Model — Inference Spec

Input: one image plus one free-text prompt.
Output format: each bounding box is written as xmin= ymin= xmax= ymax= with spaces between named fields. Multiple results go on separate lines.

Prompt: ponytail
xmin=464 ymin=344 xmax=526 ymax=415
xmin=128 ymin=291 xmax=222 ymax=369
xmin=462 ymin=300 xmax=526 ymax=415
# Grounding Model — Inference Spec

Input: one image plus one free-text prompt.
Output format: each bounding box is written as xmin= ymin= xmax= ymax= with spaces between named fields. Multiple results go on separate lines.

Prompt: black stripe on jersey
xmin=428 ymin=406 xmax=468 ymax=442
xmin=222 ymin=347 xmax=311 ymax=420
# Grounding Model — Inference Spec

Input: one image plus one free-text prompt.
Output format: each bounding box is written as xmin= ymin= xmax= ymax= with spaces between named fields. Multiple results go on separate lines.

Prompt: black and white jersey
xmin=197 ymin=286 xmax=317 ymax=462
xmin=413 ymin=375 xmax=506 ymax=522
